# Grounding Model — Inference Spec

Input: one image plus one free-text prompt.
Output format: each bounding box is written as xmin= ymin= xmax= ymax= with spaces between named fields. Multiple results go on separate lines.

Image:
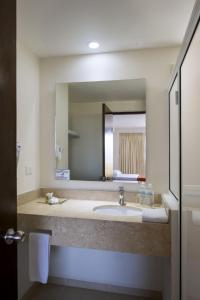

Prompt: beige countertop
xmin=18 ymin=198 xmax=150 ymax=223
xmin=18 ymin=197 xmax=170 ymax=257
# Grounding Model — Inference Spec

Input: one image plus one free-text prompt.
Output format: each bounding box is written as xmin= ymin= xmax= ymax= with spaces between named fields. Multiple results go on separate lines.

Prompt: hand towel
xmin=29 ymin=232 xmax=50 ymax=284
xmin=192 ymin=210 xmax=200 ymax=225
xmin=142 ymin=208 xmax=168 ymax=223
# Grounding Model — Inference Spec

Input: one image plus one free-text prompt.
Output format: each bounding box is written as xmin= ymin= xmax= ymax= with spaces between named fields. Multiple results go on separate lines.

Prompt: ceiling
xmin=17 ymin=0 xmax=196 ymax=57
xmin=68 ymin=79 xmax=146 ymax=103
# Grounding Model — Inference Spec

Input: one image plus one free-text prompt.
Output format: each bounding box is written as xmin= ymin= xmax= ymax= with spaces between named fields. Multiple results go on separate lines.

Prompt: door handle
xmin=1 ymin=228 xmax=25 ymax=245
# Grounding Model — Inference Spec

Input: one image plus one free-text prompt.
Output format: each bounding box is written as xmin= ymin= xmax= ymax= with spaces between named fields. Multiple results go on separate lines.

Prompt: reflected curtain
xmin=119 ymin=133 xmax=145 ymax=175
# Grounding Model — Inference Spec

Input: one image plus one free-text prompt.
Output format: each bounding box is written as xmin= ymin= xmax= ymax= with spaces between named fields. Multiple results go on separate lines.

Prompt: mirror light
xmin=88 ymin=41 xmax=100 ymax=49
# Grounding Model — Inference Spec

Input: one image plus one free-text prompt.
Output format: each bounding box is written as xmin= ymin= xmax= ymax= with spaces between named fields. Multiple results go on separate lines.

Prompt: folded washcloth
xmin=142 ymin=208 xmax=168 ymax=223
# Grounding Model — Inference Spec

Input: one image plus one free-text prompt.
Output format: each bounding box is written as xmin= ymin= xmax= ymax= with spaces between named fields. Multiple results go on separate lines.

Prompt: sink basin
xmin=93 ymin=205 xmax=142 ymax=217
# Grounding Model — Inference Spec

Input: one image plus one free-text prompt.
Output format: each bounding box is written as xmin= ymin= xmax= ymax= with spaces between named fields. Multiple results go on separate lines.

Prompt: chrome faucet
xmin=118 ymin=186 xmax=126 ymax=206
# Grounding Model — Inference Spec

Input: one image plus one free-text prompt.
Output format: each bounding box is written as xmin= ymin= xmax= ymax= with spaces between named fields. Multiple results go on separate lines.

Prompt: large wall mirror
xmin=55 ymin=79 xmax=146 ymax=182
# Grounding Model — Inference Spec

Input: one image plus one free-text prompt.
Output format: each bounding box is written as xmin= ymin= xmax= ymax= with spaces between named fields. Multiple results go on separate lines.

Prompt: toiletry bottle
xmin=137 ymin=182 xmax=146 ymax=205
xmin=144 ymin=183 xmax=154 ymax=207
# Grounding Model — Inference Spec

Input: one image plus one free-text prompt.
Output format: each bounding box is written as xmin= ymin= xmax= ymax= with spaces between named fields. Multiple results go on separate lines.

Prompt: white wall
xmin=49 ymin=246 xmax=164 ymax=291
xmin=113 ymin=113 xmax=146 ymax=128
xmin=17 ymin=43 xmax=40 ymax=194
xmin=103 ymin=99 xmax=145 ymax=112
xmin=17 ymin=43 xmax=40 ymax=298
xmin=69 ymin=101 xmax=102 ymax=180
xmin=40 ymin=47 xmax=179 ymax=192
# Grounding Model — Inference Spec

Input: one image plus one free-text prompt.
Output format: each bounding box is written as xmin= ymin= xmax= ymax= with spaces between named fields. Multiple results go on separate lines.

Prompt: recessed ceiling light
xmin=88 ymin=41 xmax=100 ymax=49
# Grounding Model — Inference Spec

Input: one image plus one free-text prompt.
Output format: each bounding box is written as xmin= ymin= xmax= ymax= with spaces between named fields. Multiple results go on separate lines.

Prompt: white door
xmin=181 ymin=19 xmax=200 ymax=300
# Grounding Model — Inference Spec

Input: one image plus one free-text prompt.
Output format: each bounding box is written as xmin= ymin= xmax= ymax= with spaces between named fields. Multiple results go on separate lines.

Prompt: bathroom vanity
xmin=17 ymin=190 xmax=170 ymax=257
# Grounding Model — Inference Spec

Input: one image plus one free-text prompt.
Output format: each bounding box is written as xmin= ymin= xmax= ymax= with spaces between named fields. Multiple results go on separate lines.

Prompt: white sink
xmin=93 ymin=205 xmax=142 ymax=217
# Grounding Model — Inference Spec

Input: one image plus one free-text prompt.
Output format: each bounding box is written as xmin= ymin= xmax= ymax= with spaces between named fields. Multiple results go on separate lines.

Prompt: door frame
xmin=0 ymin=0 xmax=17 ymax=298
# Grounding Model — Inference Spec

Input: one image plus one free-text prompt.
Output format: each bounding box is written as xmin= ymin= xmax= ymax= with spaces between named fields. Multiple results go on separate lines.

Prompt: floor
xmin=22 ymin=284 xmax=156 ymax=300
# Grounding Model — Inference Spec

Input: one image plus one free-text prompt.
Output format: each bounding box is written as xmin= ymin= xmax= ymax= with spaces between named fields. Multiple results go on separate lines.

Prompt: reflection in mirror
xmin=169 ymin=75 xmax=180 ymax=199
xmin=112 ymin=113 xmax=146 ymax=183
xmin=55 ymin=79 xmax=146 ymax=181
xmin=103 ymin=104 xmax=114 ymax=180
xmin=55 ymin=84 xmax=69 ymax=173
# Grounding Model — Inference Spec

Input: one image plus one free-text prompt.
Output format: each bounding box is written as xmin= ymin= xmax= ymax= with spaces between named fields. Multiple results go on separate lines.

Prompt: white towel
xmin=29 ymin=232 xmax=50 ymax=284
xmin=192 ymin=210 xmax=200 ymax=225
xmin=142 ymin=208 xmax=168 ymax=223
